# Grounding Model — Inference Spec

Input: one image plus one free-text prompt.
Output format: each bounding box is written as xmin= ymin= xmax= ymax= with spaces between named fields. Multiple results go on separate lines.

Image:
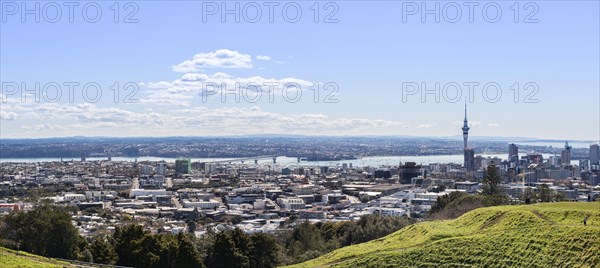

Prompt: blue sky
xmin=1 ymin=1 xmax=599 ymax=140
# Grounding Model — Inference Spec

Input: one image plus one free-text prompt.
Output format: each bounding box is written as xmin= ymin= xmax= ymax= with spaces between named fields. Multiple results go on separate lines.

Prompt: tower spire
xmin=464 ymin=100 xmax=467 ymax=121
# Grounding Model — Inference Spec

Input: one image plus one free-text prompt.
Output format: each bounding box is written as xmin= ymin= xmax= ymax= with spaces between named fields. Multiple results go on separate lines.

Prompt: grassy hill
xmin=286 ymin=202 xmax=600 ymax=268
xmin=0 ymin=247 xmax=71 ymax=268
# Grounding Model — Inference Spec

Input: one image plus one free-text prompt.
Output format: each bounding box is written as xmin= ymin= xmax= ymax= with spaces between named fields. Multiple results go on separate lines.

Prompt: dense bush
xmin=278 ymin=215 xmax=415 ymax=265
xmin=0 ymin=204 xmax=414 ymax=267
xmin=0 ymin=204 xmax=81 ymax=259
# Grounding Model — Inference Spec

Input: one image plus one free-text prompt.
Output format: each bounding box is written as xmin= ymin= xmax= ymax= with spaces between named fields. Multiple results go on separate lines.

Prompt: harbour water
xmin=0 ymin=153 xmax=576 ymax=166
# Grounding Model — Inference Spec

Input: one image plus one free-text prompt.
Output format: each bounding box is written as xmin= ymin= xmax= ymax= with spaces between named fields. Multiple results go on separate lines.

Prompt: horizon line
xmin=0 ymin=134 xmax=598 ymax=143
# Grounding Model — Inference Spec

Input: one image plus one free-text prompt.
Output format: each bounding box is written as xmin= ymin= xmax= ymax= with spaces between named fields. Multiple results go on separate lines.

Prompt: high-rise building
xmin=526 ymin=153 xmax=544 ymax=164
xmin=156 ymin=162 xmax=167 ymax=175
xmin=475 ymin=155 xmax=484 ymax=170
xmin=175 ymin=158 xmax=191 ymax=174
xmin=561 ymin=142 xmax=572 ymax=166
xmin=462 ymin=103 xmax=470 ymax=150
xmin=580 ymin=159 xmax=590 ymax=171
xmin=464 ymin=148 xmax=475 ymax=172
xmin=140 ymin=165 xmax=153 ymax=175
xmin=509 ymin=143 xmax=518 ymax=162
xmin=398 ymin=162 xmax=422 ymax=184
xmin=590 ymin=143 xmax=600 ymax=165
xmin=548 ymin=155 xmax=561 ymax=167
xmin=461 ymin=103 xmax=474 ymax=171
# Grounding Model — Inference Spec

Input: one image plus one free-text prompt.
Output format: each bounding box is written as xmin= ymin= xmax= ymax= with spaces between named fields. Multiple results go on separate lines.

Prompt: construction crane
xmin=517 ymin=170 xmax=534 ymax=203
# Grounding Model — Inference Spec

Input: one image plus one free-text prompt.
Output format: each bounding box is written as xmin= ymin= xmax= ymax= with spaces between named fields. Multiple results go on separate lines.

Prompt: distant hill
xmin=286 ymin=202 xmax=600 ymax=268
xmin=0 ymin=247 xmax=70 ymax=268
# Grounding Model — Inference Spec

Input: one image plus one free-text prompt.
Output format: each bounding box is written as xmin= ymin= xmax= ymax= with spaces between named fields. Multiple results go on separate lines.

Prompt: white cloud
xmin=256 ymin=55 xmax=271 ymax=61
xmin=20 ymin=123 xmax=66 ymax=132
xmin=0 ymin=49 xmax=409 ymax=137
xmin=35 ymin=123 xmax=66 ymax=131
xmin=169 ymin=106 xmax=406 ymax=133
xmin=23 ymin=112 xmax=41 ymax=120
xmin=136 ymin=49 xmax=315 ymax=107
xmin=453 ymin=121 xmax=481 ymax=127
xmin=487 ymin=123 xmax=500 ymax=128
xmin=140 ymin=72 xmax=314 ymax=106
xmin=0 ymin=110 xmax=17 ymax=120
xmin=417 ymin=123 xmax=437 ymax=129
xmin=172 ymin=49 xmax=253 ymax=72
xmin=138 ymin=89 xmax=194 ymax=107
xmin=4 ymin=102 xmax=406 ymax=136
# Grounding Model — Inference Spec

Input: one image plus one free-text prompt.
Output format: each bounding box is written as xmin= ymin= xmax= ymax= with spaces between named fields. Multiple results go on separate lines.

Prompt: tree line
xmin=0 ymin=203 xmax=415 ymax=267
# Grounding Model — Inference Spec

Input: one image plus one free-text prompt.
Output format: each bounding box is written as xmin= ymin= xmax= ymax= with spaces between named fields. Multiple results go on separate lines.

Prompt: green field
xmin=0 ymin=247 xmax=70 ymax=268
xmin=286 ymin=202 xmax=600 ymax=268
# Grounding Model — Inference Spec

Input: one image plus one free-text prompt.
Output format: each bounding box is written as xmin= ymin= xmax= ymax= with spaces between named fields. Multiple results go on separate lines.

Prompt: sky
xmin=0 ymin=1 xmax=599 ymax=140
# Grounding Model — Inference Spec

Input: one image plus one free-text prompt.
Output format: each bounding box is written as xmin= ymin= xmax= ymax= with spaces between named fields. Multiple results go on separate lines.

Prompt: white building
xmin=277 ymin=198 xmax=305 ymax=210
xmin=156 ymin=162 xmax=167 ymax=175
xmin=182 ymin=199 xmax=220 ymax=209
xmin=64 ymin=193 xmax=87 ymax=202
xmin=130 ymin=189 xmax=167 ymax=198
xmin=370 ymin=207 xmax=408 ymax=217
xmin=455 ymin=181 xmax=480 ymax=193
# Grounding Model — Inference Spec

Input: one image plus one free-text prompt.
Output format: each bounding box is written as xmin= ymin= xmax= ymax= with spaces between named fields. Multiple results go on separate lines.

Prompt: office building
xmin=140 ymin=165 xmax=153 ymax=175
xmin=561 ymin=142 xmax=571 ymax=166
xmin=548 ymin=156 xmax=561 ymax=167
xmin=509 ymin=143 xmax=518 ymax=162
xmin=464 ymin=148 xmax=475 ymax=172
xmin=156 ymin=162 xmax=167 ymax=175
xmin=399 ymin=162 xmax=422 ymax=184
xmin=175 ymin=158 xmax=191 ymax=174
xmin=590 ymin=143 xmax=600 ymax=165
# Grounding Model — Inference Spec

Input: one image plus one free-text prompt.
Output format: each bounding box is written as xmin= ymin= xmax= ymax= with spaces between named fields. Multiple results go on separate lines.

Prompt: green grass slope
xmin=286 ymin=202 xmax=600 ymax=268
xmin=0 ymin=247 xmax=71 ymax=268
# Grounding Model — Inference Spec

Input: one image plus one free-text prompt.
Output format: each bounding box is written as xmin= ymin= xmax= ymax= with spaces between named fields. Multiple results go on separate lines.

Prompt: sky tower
xmin=462 ymin=102 xmax=475 ymax=172
xmin=462 ymin=102 xmax=470 ymax=149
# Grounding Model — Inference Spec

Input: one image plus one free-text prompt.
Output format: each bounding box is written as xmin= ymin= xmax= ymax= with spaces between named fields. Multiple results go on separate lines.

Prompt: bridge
xmin=204 ymin=155 xmax=308 ymax=164
xmin=205 ymin=155 xmax=279 ymax=164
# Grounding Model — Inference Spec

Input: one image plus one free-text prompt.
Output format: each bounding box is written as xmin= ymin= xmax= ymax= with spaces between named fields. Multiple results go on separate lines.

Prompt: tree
xmin=187 ymin=220 xmax=197 ymax=233
xmin=522 ymin=187 xmax=535 ymax=204
xmin=208 ymin=232 xmax=249 ymax=268
xmin=249 ymin=232 xmax=280 ymax=268
xmin=430 ymin=185 xmax=446 ymax=193
xmin=538 ymin=184 xmax=557 ymax=202
xmin=230 ymin=228 xmax=252 ymax=260
xmin=482 ymin=164 xmax=503 ymax=196
xmin=283 ymin=221 xmax=327 ymax=264
xmin=132 ymin=234 xmax=177 ymax=268
xmin=113 ymin=224 xmax=147 ymax=267
xmin=174 ymin=234 xmax=204 ymax=268
xmin=555 ymin=191 xmax=567 ymax=202
xmin=429 ymin=191 xmax=468 ymax=214
xmin=0 ymin=204 xmax=81 ymax=259
xmin=88 ymin=236 xmax=118 ymax=265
